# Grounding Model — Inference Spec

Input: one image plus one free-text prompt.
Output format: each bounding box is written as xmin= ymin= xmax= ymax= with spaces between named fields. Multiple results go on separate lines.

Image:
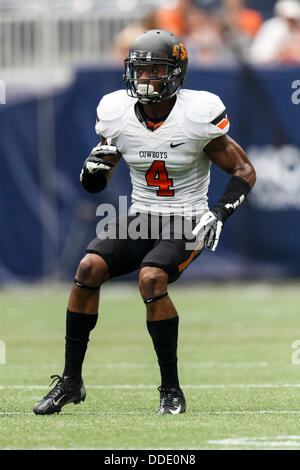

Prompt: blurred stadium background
xmin=1 ymin=0 xmax=300 ymax=450
xmin=0 ymin=0 xmax=300 ymax=283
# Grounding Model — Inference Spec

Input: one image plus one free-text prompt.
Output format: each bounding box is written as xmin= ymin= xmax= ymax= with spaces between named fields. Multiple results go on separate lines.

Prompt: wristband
xmin=213 ymin=175 xmax=251 ymax=224
xmin=80 ymin=167 xmax=107 ymax=193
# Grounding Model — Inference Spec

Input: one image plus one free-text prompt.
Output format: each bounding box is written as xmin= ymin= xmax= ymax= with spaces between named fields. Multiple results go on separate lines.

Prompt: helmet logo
xmin=172 ymin=43 xmax=188 ymax=60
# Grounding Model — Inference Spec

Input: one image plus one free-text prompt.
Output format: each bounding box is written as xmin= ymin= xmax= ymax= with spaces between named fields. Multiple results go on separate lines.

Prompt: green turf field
xmin=1 ymin=282 xmax=300 ymax=450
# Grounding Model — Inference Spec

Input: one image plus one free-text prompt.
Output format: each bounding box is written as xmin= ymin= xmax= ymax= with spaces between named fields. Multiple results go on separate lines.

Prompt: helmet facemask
xmin=124 ymin=51 xmax=183 ymax=104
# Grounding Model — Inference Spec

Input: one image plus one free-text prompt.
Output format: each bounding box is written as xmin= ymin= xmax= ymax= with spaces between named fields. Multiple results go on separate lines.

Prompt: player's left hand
xmin=192 ymin=211 xmax=223 ymax=251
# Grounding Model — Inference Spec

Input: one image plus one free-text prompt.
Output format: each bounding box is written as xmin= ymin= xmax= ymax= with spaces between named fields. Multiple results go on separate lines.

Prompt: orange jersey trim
xmin=217 ymin=115 xmax=229 ymax=130
xmin=178 ymin=243 xmax=203 ymax=272
xmin=146 ymin=120 xmax=164 ymax=131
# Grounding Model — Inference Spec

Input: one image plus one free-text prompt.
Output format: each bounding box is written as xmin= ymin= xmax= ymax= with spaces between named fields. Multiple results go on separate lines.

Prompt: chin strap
xmin=143 ymin=292 xmax=168 ymax=304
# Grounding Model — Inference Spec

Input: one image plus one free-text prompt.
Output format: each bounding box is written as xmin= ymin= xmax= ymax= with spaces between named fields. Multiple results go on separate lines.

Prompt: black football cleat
xmin=157 ymin=386 xmax=186 ymax=415
xmin=33 ymin=375 xmax=86 ymax=415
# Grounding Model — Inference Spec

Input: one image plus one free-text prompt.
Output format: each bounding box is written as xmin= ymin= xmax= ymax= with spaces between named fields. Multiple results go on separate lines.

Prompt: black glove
xmin=80 ymin=145 xmax=117 ymax=193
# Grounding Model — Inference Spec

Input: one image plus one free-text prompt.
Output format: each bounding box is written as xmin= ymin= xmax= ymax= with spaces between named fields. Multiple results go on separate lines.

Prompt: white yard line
xmin=1 ymin=361 xmax=270 ymax=368
xmin=183 ymin=362 xmax=269 ymax=368
xmin=207 ymin=436 xmax=300 ymax=447
xmin=1 ymin=410 xmax=300 ymax=416
xmin=95 ymin=362 xmax=270 ymax=368
xmin=1 ymin=383 xmax=300 ymax=390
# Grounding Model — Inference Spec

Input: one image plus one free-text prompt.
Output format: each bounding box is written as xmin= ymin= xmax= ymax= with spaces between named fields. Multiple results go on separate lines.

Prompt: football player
xmin=34 ymin=30 xmax=256 ymax=415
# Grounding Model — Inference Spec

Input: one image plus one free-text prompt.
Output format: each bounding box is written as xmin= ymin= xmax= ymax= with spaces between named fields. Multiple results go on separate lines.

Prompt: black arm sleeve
xmin=80 ymin=168 xmax=107 ymax=193
xmin=213 ymin=175 xmax=251 ymax=224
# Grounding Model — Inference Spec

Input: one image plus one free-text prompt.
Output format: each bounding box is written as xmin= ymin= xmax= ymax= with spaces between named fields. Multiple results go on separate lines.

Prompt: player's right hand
xmin=84 ymin=145 xmax=117 ymax=173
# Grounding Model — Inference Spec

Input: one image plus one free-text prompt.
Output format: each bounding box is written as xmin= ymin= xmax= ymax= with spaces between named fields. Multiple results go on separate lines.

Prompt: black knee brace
xmin=74 ymin=278 xmax=100 ymax=290
xmin=143 ymin=292 xmax=168 ymax=305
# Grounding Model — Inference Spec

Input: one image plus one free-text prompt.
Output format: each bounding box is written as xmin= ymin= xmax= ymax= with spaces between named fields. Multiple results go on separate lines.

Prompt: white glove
xmin=192 ymin=211 xmax=223 ymax=252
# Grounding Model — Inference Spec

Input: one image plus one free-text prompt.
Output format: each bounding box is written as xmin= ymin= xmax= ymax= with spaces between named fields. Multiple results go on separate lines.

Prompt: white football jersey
xmin=95 ymin=89 xmax=229 ymax=217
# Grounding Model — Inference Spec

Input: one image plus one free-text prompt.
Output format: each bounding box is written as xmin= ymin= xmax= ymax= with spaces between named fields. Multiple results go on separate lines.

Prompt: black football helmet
xmin=123 ymin=29 xmax=188 ymax=104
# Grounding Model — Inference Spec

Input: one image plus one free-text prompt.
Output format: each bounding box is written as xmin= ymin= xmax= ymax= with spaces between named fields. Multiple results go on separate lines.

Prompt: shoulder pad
xmin=95 ymin=90 xmax=133 ymax=139
xmin=182 ymin=90 xmax=226 ymax=124
xmin=178 ymin=89 xmax=229 ymax=141
xmin=96 ymin=90 xmax=131 ymax=121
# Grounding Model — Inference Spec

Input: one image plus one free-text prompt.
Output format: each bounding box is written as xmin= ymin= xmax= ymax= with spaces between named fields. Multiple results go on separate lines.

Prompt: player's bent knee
xmin=75 ymin=254 xmax=109 ymax=288
xmin=139 ymin=266 xmax=168 ymax=298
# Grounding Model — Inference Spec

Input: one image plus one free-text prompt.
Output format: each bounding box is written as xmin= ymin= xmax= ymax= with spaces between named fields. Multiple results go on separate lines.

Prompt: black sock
xmin=146 ymin=316 xmax=180 ymax=389
xmin=62 ymin=309 xmax=98 ymax=382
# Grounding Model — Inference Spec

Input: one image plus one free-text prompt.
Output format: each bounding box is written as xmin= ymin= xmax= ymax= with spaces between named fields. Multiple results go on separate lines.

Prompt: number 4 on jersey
xmin=145 ymin=161 xmax=174 ymax=196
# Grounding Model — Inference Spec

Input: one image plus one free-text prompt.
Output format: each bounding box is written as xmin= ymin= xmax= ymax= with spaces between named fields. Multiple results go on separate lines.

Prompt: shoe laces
xmin=42 ymin=375 xmax=64 ymax=399
xmin=158 ymin=386 xmax=182 ymax=408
